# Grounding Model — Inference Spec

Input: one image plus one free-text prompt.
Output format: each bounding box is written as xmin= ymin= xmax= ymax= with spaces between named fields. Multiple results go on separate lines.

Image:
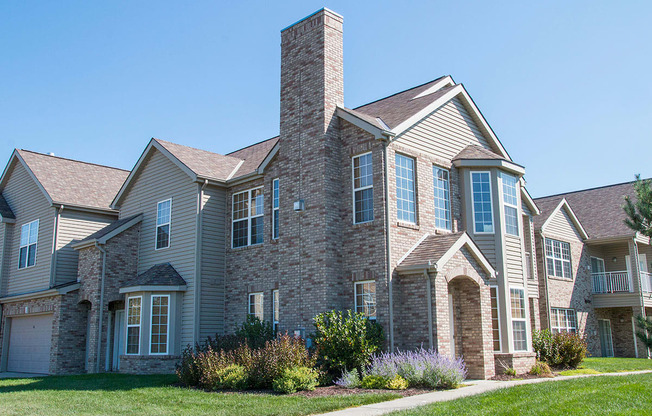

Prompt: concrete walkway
xmin=317 ymin=370 xmax=652 ymax=416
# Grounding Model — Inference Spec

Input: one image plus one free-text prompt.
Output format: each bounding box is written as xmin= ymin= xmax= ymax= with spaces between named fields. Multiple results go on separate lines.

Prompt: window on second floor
xmin=156 ymin=199 xmax=171 ymax=250
xmin=433 ymin=166 xmax=451 ymax=230
xmin=18 ymin=219 xmax=39 ymax=269
xmin=354 ymin=280 xmax=376 ymax=320
xmin=233 ymin=188 xmax=264 ymax=248
xmin=395 ymin=154 xmax=416 ymax=223
xmin=471 ymin=171 xmax=494 ymax=233
xmin=545 ymin=238 xmax=572 ymax=279
xmin=352 ymin=153 xmax=373 ymax=224
xmin=272 ymin=179 xmax=279 ymax=239
xmin=501 ymin=173 xmax=519 ymax=236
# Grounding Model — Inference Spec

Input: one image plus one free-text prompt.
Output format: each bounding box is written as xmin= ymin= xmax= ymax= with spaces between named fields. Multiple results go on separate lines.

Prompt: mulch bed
xmin=291 ymin=385 xmax=432 ymax=397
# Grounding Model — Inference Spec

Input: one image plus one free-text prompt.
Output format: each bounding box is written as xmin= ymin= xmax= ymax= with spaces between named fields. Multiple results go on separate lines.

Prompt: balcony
xmin=592 ymin=271 xmax=631 ymax=293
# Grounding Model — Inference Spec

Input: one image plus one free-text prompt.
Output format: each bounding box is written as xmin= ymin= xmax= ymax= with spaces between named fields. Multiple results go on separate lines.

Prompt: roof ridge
xmin=353 ymin=76 xmax=448 ymax=110
xmin=153 ymin=138 xmax=243 ymax=161
xmin=18 ymin=149 xmax=129 ymax=172
xmin=225 ymin=136 xmax=279 ymax=155
xmin=534 ymin=178 xmax=649 ymax=201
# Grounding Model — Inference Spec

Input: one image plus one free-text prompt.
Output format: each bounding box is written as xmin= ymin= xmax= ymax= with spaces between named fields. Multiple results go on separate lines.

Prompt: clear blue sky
xmin=1 ymin=1 xmax=650 ymax=197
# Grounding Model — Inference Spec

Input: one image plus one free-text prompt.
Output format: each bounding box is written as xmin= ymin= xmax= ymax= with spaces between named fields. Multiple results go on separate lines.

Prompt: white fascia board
xmin=12 ymin=151 xmax=54 ymax=206
xmin=452 ymin=159 xmax=525 ymax=176
xmin=540 ymin=199 xmax=589 ymax=240
xmin=412 ymin=76 xmax=455 ymax=99
xmin=257 ymin=141 xmax=280 ymax=174
xmin=226 ymin=160 xmax=245 ymax=181
xmin=0 ymin=215 xmax=15 ymax=224
xmin=119 ymin=285 xmax=187 ymax=294
xmin=434 ymin=233 xmax=496 ymax=278
xmin=520 ymin=185 xmax=541 ymax=216
xmin=336 ymin=107 xmax=394 ymax=140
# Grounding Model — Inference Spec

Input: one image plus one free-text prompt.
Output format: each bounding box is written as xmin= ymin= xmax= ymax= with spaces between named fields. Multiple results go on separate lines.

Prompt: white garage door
xmin=7 ymin=314 xmax=53 ymax=374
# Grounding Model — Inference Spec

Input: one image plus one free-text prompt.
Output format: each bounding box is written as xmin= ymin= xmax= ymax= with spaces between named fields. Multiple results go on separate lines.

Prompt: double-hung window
xmin=232 ymin=188 xmax=264 ymax=248
xmin=352 ymin=153 xmax=373 ymax=223
xmin=510 ymin=288 xmax=527 ymax=351
xmin=545 ymin=238 xmax=572 ymax=279
xmin=551 ymin=308 xmax=577 ymax=334
xmin=471 ymin=172 xmax=494 ymax=233
xmin=433 ymin=166 xmax=451 ymax=230
xmin=18 ymin=219 xmax=39 ymax=269
xmin=490 ymin=287 xmax=501 ymax=352
xmin=272 ymin=179 xmax=280 ymax=239
xmin=501 ymin=173 xmax=519 ymax=236
xmin=126 ymin=297 xmax=142 ymax=355
xmin=156 ymin=199 xmax=171 ymax=249
xmin=248 ymin=292 xmax=263 ymax=321
xmin=395 ymin=154 xmax=416 ymax=223
xmin=272 ymin=289 xmax=279 ymax=332
xmin=150 ymin=295 xmax=169 ymax=354
xmin=354 ymin=281 xmax=376 ymax=319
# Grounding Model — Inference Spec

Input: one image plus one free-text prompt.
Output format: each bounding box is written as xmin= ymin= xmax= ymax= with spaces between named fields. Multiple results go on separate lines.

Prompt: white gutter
xmin=382 ymin=135 xmax=395 ymax=352
xmin=424 ymin=267 xmax=434 ymax=349
xmin=50 ymin=205 xmax=64 ymax=287
xmin=95 ymin=241 xmax=107 ymax=373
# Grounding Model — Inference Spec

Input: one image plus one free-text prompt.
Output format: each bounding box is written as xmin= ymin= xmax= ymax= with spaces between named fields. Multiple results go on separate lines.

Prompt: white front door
xmin=113 ymin=310 xmax=125 ymax=371
xmin=448 ymin=294 xmax=455 ymax=356
xmin=598 ymin=319 xmax=614 ymax=357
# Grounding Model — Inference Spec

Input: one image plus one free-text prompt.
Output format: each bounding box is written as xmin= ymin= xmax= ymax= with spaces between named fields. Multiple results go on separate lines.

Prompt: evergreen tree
xmin=624 ymin=175 xmax=652 ymax=238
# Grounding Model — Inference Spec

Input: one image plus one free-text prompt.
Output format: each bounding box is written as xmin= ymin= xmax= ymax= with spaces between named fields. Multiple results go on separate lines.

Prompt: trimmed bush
xmin=386 ymin=375 xmax=408 ymax=390
xmin=312 ymin=310 xmax=384 ymax=378
xmin=247 ymin=334 xmax=316 ymax=389
xmin=272 ymin=367 xmax=318 ymax=394
xmin=361 ymin=375 xmax=388 ymax=389
xmin=529 ymin=361 xmax=552 ymax=376
xmin=533 ymin=329 xmax=587 ymax=368
xmin=366 ymin=348 xmax=466 ymax=389
xmin=334 ymin=369 xmax=361 ymax=389
xmin=203 ymin=363 xmax=248 ymax=390
xmin=236 ymin=315 xmax=275 ymax=349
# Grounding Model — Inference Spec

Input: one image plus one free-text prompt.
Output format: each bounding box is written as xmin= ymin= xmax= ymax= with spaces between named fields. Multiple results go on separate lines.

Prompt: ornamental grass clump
xmin=365 ymin=348 xmax=466 ymax=390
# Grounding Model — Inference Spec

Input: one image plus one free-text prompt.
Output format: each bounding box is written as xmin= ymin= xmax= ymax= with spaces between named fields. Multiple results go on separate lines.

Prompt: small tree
xmin=635 ymin=315 xmax=652 ymax=350
xmin=623 ymin=175 xmax=652 ymax=238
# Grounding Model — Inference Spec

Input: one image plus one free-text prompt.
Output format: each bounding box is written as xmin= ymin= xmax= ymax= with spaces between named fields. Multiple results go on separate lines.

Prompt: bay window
xmin=471 ymin=172 xmax=494 ymax=233
xmin=510 ymin=288 xmax=527 ymax=351
xmin=126 ymin=296 xmax=142 ymax=355
xmin=433 ymin=166 xmax=451 ymax=230
xmin=501 ymin=173 xmax=519 ymax=236
xmin=150 ymin=295 xmax=169 ymax=354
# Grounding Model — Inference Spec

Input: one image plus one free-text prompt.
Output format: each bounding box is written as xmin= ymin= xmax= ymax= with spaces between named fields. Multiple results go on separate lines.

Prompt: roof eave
xmin=336 ymin=107 xmax=395 ymax=140
xmin=452 ymin=159 xmax=525 ymax=176
xmin=119 ymin=284 xmax=187 ymax=294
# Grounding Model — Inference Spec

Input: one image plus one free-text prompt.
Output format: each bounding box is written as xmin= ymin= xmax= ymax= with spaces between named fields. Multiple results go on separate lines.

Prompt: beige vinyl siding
xmin=2 ymin=162 xmax=55 ymax=295
xmin=505 ymin=234 xmax=524 ymax=284
xmin=0 ymin=223 xmax=6 ymax=296
xmin=199 ymin=185 xmax=227 ymax=339
xmin=544 ymin=208 xmax=584 ymax=242
xmin=118 ymin=149 xmax=198 ymax=347
xmin=394 ymin=97 xmax=494 ymax=160
xmin=55 ymin=210 xmax=115 ymax=285
xmin=522 ymin=203 xmax=532 ymax=217
xmin=473 ymin=234 xmax=496 ymax=266
xmin=593 ymin=293 xmax=641 ymax=308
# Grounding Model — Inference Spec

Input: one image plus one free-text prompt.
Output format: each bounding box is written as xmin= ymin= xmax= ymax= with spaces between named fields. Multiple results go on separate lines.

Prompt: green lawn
xmin=559 ymin=357 xmax=652 ymax=376
xmin=390 ymin=373 xmax=652 ymax=415
xmin=0 ymin=373 xmax=401 ymax=416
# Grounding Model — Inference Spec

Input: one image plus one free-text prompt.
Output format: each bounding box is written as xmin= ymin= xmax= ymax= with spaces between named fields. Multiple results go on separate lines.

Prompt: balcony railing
xmin=592 ymin=271 xmax=631 ymax=293
xmin=642 ymin=272 xmax=652 ymax=293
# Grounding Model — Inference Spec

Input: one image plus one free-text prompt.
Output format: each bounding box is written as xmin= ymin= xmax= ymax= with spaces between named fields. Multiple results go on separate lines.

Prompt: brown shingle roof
xmin=17 ymin=150 xmax=129 ymax=210
xmin=534 ymin=181 xmax=641 ymax=240
xmin=226 ymin=137 xmax=279 ymax=179
xmin=353 ymin=77 xmax=453 ymax=129
xmin=154 ymin=139 xmax=243 ymax=181
xmin=453 ymin=145 xmax=505 ymax=161
xmin=398 ymin=232 xmax=466 ymax=268
xmin=122 ymin=263 xmax=187 ymax=288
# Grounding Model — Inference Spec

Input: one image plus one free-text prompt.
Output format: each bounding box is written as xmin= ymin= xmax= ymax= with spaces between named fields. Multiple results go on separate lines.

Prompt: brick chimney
xmin=277 ymin=9 xmax=345 ymax=333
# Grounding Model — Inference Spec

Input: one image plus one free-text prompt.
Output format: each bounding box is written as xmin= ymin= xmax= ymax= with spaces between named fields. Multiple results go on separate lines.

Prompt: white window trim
xmin=490 ymin=285 xmax=502 ymax=353
xmin=501 ymin=173 xmax=519 ymax=236
xmin=354 ymin=280 xmax=377 ymax=320
xmin=470 ymin=171 xmax=494 ymax=234
xmin=149 ymin=294 xmax=170 ymax=355
xmin=155 ymin=198 xmax=172 ymax=250
xmin=272 ymin=289 xmax=279 ymax=332
xmin=551 ymin=307 xmax=577 ymax=334
xmin=433 ymin=165 xmax=451 ymax=231
xmin=545 ymin=238 xmax=573 ymax=279
xmin=18 ymin=219 xmax=39 ymax=270
xmin=232 ymin=187 xmax=264 ymax=249
xmin=272 ymin=179 xmax=279 ymax=240
xmin=510 ymin=287 xmax=528 ymax=352
xmin=352 ymin=152 xmax=374 ymax=225
xmin=395 ymin=153 xmax=417 ymax=224
xmin=248 ymin=292 xmax=264 ymax=320
xmin=126 ymin=296 xmax=142 ymax=356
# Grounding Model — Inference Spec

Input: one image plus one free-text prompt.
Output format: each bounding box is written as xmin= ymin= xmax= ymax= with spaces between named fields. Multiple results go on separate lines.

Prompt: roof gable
xmin=538 ymin=198 xmax=589 ymax=240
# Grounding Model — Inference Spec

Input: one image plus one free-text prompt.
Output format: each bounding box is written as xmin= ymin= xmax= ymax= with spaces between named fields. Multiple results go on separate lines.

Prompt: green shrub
xmin=529 ymin=361 xmax=552 ymax=376
xmin=176 ymin=345 xmax=203 ymax=387
xmin=361 ymin=375 xmax=388 ymax=389
xmin=504 ymin=367 xmax=517 ymax=376
xmin=202 ymin=363 xmax=248 ymax=390
xmin=235 ymin=315 xmax=275 ymax=349
xmin=272 ymin=367 xmax=318 ymax=394
xmin=386 ymin=375 xmax=408 ymax=390
xmin=533 ymin=329 xmax=587 ymax=368
xmin=247 ymin=334 xmax=316 ymax=389
xmin=312 ymin=310 xmax=384 ymax=378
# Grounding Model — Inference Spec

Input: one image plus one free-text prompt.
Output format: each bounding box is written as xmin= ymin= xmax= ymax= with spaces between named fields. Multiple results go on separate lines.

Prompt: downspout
xmin=424 ymin=263 xmax=434 ymax=350
xmin=632 ymin=237 xmax=648 ymax=358
xmin=95 ymin=241 xmax=107 ymax=373
xmin=193 ymin=179 xmax=208 ymax=344
xmin=540 ymin=233 xmax=552 ymax=331
xmin=50 ymin=205 xmax=64 ymax=287
xmin=382 ymin=137 xmax=395 ymax=352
